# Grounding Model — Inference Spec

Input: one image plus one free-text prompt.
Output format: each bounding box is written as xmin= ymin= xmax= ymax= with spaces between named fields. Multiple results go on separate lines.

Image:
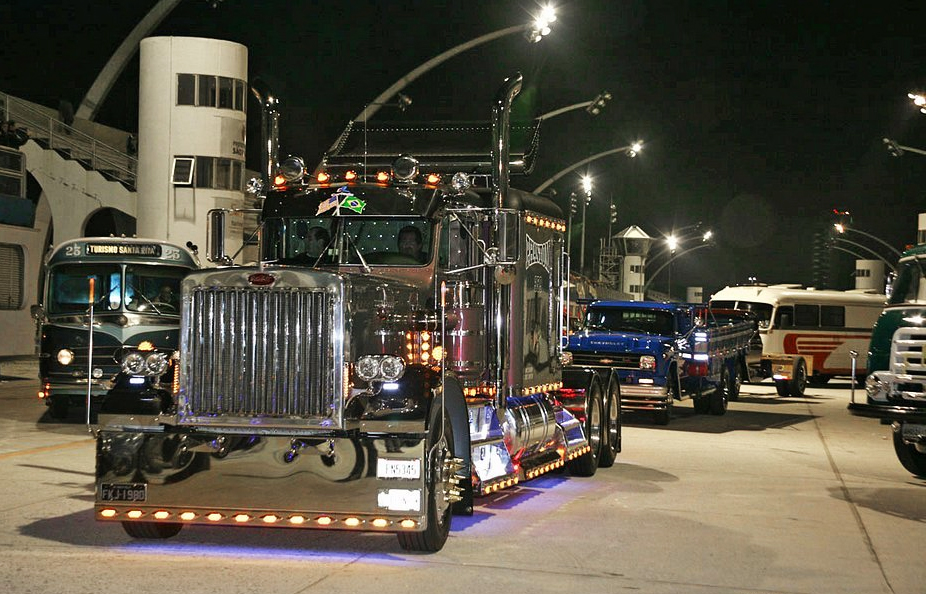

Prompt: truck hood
xmin=568 ymin=331 xmax=670 ymax=353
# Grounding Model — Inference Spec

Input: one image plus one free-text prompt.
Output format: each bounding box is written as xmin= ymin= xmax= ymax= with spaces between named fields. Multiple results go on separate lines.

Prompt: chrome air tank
xmin=445 ymin=281 xmax=485 ymax=382
xmin=503 ymin=393 xmax=557 ymax=460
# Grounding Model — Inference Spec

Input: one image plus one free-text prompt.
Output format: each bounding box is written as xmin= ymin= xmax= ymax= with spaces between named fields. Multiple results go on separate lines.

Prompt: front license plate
xmin=100 ymin=483 xmax=148 ymax=502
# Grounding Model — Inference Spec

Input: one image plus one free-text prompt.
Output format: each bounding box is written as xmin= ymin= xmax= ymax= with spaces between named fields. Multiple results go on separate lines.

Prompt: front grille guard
xmin=175 ymin=284 xmax=346 ymax=432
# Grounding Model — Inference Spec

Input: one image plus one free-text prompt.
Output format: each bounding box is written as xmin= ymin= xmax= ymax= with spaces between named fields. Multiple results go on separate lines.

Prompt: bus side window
xmin=820 ymin=305 xmax=845 ymax=328
xmin=794 ymin=304 xmax=820 ymax=327
xmin=775 ymin=306 xmax=794 ymax=328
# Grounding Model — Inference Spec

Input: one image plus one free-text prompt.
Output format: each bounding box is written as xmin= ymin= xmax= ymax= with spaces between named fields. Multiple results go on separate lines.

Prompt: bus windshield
xmin=47 ymin=264 xmax=188 ymax=315
xmin=710 ymin=300 xmax=774 ymax=328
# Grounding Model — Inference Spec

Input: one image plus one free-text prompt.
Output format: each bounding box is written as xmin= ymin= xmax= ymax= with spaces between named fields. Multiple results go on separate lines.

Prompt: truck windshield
xmin=887 ymin=257 xmax=926 ymax=305
xmin=263 ymin=217 xmax=433 ymax=266
xmin=584 ymin=307 xmax=675 ymax=336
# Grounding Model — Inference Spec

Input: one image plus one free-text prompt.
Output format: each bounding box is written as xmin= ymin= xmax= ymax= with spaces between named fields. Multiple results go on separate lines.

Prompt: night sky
xmin=2 ymin=0 xmax=925 ymax=297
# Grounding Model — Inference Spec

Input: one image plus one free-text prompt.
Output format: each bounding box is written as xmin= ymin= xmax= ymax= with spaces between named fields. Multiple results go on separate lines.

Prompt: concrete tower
xmin=136 ymin=36 xmax=248 ymax=257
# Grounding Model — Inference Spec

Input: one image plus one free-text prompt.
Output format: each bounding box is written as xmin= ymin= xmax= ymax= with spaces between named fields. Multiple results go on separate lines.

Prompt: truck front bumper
xmin=620 ymin=384 xmax=670 ymax=411
xmin=848 ymin=371 xmax=926 ymax=423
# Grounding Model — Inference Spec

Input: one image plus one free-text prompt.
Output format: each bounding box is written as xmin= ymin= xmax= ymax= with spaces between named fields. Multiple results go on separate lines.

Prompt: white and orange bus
xmin=710 ymin=284 xmax=884 ymax=396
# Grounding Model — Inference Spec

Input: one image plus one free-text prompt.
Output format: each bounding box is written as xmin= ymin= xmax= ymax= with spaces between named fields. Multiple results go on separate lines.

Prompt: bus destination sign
xmin=86 ymin=243 xmax=163 ymax=257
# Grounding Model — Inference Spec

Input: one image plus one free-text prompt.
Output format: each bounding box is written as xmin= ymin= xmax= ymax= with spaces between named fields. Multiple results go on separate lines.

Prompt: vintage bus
xmin=35 ymin=237 xmax=198 ymax=418
xmin=710 ymin=284 xmax=885 ymax=396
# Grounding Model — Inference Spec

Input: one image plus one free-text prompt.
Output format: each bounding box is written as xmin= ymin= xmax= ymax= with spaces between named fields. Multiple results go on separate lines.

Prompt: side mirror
xmin=207 ymin=209 xmax=233 ymax=265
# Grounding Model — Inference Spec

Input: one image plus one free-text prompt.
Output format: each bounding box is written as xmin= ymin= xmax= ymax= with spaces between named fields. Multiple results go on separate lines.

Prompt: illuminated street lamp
xmin=353 ymin=5 xmax=557 ymax=124
xmin=883 ymin=137 xmax=926 ymax=158
xmin=833 ymin=222 xmax=903 ymax=260
xmin=908 ymin=92 xmax=926 ymax=114
xmin=642 ymin=241 xmax=714 ymax=298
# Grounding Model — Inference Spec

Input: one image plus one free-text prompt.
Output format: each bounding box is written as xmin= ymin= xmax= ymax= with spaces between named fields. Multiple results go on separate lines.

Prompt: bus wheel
xmin=788 ymin=359 xmax=807 ymax=397
xmin=893 ymin=429 xmax=926 ymax=478
xmin=774 ymin=380 xmax=790 ymax=397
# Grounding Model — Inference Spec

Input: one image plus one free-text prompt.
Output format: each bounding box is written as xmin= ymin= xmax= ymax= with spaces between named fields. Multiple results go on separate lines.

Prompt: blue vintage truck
xmin=565 ymin=301 xmax=757 ymax=424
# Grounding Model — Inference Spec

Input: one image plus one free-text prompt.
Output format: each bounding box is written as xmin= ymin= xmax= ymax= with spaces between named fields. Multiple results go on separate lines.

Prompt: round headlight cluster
xmin=122 ymin=351 xmax=170 ymax=377
xmin=355 ymin=355 xmax=406 ymax=382
xmin=57 ymin=349 xmax=74 ymax=366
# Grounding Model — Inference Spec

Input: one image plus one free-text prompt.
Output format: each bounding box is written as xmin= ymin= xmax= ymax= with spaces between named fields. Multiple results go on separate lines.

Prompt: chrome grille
xmin=179 ymin=285 xmax=343 ymax=428
xmin=570 ymin=351 xmax=641 ymax=368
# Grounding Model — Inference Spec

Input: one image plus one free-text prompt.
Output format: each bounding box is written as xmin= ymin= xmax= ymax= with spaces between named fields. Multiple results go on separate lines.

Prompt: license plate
xmin=376 ymin=458 xmax=420 ymax=480
xmin=100 ymin=483 xmax=148 ymax=502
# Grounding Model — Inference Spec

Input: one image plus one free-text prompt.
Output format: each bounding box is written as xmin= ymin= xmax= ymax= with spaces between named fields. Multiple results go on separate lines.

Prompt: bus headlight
xmin=122 ymin=352 xmax=146 ymax=375
xmin=57 ymin=349 xmax=74 ymax=366
xmin=145 ymin=352 xmax=170 ymax=376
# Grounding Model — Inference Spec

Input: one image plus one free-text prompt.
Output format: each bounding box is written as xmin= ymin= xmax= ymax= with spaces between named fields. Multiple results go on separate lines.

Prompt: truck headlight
xmin=355 ymin=355 xmax=406 ymax=382
xmin=640 ymin=355 xmax=656 ymax=370
xmin=865 ymin=373 xmax=888 ymax=401
xmin=57 ymin=349 xmax=74 ymax=365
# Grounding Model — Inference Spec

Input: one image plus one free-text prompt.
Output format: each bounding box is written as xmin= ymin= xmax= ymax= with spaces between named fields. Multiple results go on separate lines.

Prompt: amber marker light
xmin=207 ymin=512 xmax=223 ymax=522
xmin=316 ymin=516 xmax=333 ymax=526
xmin=153 ymin=510 xmax=171 ymax=520
xmin=372 ymin=518 xmax=389 ymax=528
xmin=100 ymin=509 xmax=117 ymax=518
xmin=376 ymin=171 xmax=390 ymax=183
xmin=127 ymin=510 xmax=143 ymax=519
xmin=344 ymin=517 xmax=362 ymax=527
xmin=316 ymin=171 xmax=330 ymax=183
xmin=399 ymin=519 xmax=416 ymax=529
xmin=273 ymin=174 xmax=286 ymax=186
xmin=289 ymin=515 xmax=306 ymax=525
xmin=344 ymin=170 xmax=357 ymax=181
xmin=180 ymin=512 xmax=196 ymax=521
xmin=233 ymin=514 xmax=250 ymax=523
xmin=262 ymin=515 xmax=279 ymax=524
xmin=426 ymin=173 xmax=440 ymax=185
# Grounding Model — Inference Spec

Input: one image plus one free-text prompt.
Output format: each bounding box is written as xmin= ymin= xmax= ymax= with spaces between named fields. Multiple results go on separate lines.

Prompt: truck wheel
xmin=568 ymin=380 xmax=603 ymax=476
xmin=774 ymin=380 xmax=790 ymax=397
xmin=709 ymin=369 xmax=729 ymax=415
xmin=729 ymin=364 xmax=741 ymax=401
xmin=788 ymin=359 xmax=807 ymax=397
xmin=893 ymin=430 xmax=926 ymax=478
xmin=49 ymin=397 xmax=69 ymax=419
xmin=397 ymin=405 xmax=454 ymax=552
xmin=598 ymin=375 xmax=621 ymax=468
xmin=693 ymin=396 xmax=710 ymax=414
xmin=121 ymin=521 xmax=182 ymax=539
xmin=654 ymin=372 xmax=677 ymax=425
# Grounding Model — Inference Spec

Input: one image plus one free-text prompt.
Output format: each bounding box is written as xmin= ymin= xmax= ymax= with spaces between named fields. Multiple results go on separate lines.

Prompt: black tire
xmin=49 ymin=397 xmax=69 ymax=419
xmin=397 ymin=405 xmax=455 ymax=552
xmin=568 ymin=379 xmax=604 ymax=476
xmin=693 ymin=396 xmax=710 ymax=414
xmin=893 ymin=429 xmax=926 ymax=478
xmin=788 ymin=358 xmax=807 ymax=397
xmin=598 ymin=375 xmax=621 ymax=468
xmin=729 ymin=362 xmax=742 ymax=401
xmin=774 ymin=380 xmax=790 ymax=397
xmin=121 ymin=521 xmax=182 ymax=539
xmin=709 ymin=368 xmax=729 ymax=415
xmin=655 ymin=372 xmax=677 ymax=425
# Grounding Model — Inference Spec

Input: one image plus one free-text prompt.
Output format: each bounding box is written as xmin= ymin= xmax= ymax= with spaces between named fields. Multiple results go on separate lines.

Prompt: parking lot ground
xmin=0 ymin=361 xmax=923 ymax=594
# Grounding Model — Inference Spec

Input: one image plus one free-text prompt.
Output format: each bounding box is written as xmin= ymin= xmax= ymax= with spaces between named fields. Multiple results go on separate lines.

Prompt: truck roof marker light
xmin=100 ymin=508 xmax=117 ymax=518
xmin=376 ymin=171 xmax=390 ymax=183
xmin=316 ymin=171 xmax=330 ymax=184
xmin=153 ymin=510 xmax=171 ymax=520
xmin=273 ymin=174 xmax=287 ymax=187
xmin=180 ymin=512 xmax=196 ymax=521
xmin=426 ymin=173 xmax=441 ymax=185
xmin=207 ymin=512 xmax=224 ymax=522
xmin=127 ymin=510 xmax=144 ymax=519
xmin=344 ymin=170 xmax=357 ymax=181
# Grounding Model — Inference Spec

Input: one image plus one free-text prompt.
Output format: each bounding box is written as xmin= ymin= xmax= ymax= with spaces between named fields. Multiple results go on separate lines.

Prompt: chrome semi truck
xmin=93 ymin=74 xmax=620 ymax=552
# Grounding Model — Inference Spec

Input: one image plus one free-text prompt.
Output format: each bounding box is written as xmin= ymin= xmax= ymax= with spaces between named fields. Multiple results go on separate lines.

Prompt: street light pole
xmin=532 ymin=142 xmax=643 ymax=195
xmin=536 ymin=91 xmax=611 ymax=122
xmin=833 ymin=223 xmax=903 ymax=260
xmin=580 ymin=175 xmax=592 ymax=273
xmin=351 ymin=8 xmax=556 ymax=125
